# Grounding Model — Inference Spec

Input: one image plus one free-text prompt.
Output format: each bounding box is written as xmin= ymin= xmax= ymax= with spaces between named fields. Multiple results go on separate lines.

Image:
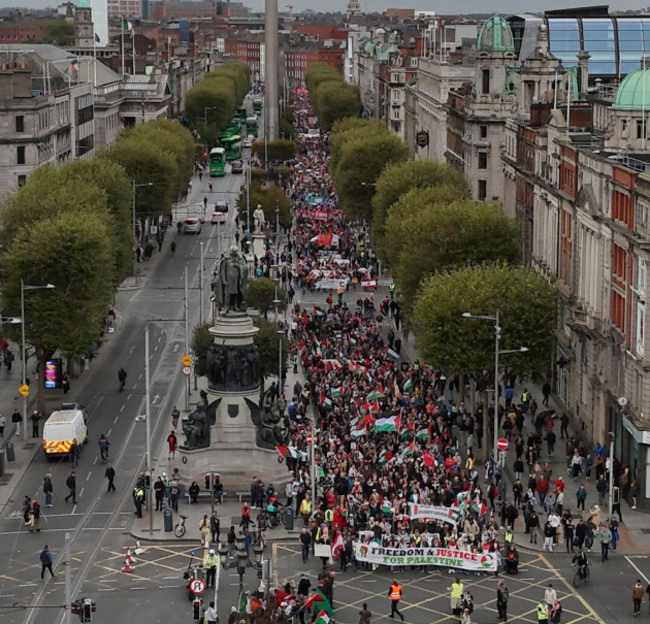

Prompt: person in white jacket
xmin=544 ymin=584 xmax=557 ymax=607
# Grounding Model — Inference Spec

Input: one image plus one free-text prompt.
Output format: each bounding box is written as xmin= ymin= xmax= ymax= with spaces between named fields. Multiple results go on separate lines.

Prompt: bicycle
xmin=174 ymin=514 xmax=188 ymax=538
xmin=572 ymin=564 xmax=590 ymax=588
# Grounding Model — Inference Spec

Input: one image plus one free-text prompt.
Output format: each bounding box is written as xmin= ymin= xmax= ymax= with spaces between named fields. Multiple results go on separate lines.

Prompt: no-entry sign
xmin=496 ymin=438 xmax=509 ymax=451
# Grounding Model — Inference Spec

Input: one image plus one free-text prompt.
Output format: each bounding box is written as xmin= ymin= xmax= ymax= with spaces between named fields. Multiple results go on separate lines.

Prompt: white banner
xmin=316 ymin=278 xmax=349 ymax=290
xmin=407 ymin=503 xmax=460 ymax=525
xmin=354 ymin=543 xmax=497 ymax=572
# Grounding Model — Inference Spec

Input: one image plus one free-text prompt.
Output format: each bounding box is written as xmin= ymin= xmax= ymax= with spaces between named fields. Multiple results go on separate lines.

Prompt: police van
xmin=42 ymin=403 xmax=88 ymax=459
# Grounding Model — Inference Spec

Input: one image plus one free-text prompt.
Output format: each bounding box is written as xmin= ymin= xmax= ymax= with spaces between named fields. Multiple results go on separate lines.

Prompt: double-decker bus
xmin=245 ymin=116 xmax=258 ymax=138
xmin=253 ymin=98 xmax=262 ymax=114
xmin=225 ymin=119 xmax=241 ymax=135
xmin=234 ymin=106 xmax=247 ymax=122
xmin=220 ymin=135 xmax=242 ymax=161
xmin=209 ymin=147 xmax=226 ymax=177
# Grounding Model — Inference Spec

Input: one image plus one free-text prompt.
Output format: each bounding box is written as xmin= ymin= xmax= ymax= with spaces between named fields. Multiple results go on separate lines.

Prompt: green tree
xmin=315 ymin=82 xmax=360 ymax=131
xmin=373 ymin=160 xmax=470 ymax=258
xmin=185 ymin=81 xmax=235 ymax=145
xmin=333 ymin=134 xmax=410 ymax=221
xmin=279 ymin=118 xmax=294 ymax=140
xmin=43 ymin=19 xmax=74 ymax=45
xmin=251 ymin=138 xmax=297 ymax=162
xmin=412 ymin=263 xmax=558 ymax=379
xmin=238 ymin=184 xmax=291 ymax=228
xmin=329 ymin=118 xmax=388 ymax=173
xmin=253 ymin=317 xmax=290 ymax=389
xmin=191 ymin=322 xmax=213 ymax=377
xmin=245 ymin=278 xmax=287 ymax=318
xmin=305 ymin=62 xmax=341 ymax=97
xmin=3 ymin=210 xmax=116 ymax=413
xmin=392 ymin=200 xmax=521 ymax=314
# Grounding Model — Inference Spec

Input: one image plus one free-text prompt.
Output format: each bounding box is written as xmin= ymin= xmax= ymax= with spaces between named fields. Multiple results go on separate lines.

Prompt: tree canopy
xmin=252 ymin=138 xmax=297 ymax=162
xmin=245 ymin=278 xmax=287 ymax=318
xmin=238 ymin=184 xmax=292 ymax=228
xmin=329 ymin=118 xmax=387 ymax=172
xmin=253 ymin=317 xmax=289 ymax=388
xmin=43 ymin=19 xmax=74 ymax=45
xmin=305 ymin=63 xmax=360 ymax=132
xmin=412 ymin=263 xmax=558 ymax=378
xmin=191 ymin=322 xmax=213 ymax=377
xmin=373 ymin=160 xmax=470 ymax=259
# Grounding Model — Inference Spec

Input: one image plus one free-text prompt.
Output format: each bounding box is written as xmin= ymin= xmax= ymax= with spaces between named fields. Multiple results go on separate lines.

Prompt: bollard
xmin=284 ymin=507 xmax=294 ymax=530
xmin=163 ymin=508 xmax=173 ymax=532
xmin=5 ymin=442 xmax=15 ymax=462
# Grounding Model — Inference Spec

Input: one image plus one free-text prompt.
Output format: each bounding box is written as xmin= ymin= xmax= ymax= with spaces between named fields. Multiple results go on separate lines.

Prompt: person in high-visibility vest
xmin=388 ymin=580 xmax=404 ymax=621
xmin=449 ymin=577 xmax=464 ymax=615
xmin=536 ymin=601 xmax=549 ymax=624
xmin=203 ymin=548 xmax=220 ymax=588
xmin=299 ymin=494 xmax=312 ymax=526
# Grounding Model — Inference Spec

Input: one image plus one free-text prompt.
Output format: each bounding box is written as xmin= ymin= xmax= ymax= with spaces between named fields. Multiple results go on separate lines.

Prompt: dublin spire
xmin=264 ymin=0 xmax=279 ymax=141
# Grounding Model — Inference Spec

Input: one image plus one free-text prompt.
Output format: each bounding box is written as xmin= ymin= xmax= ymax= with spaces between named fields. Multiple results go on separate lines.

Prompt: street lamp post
xmin=608 ymin=431 xmax=615 ymax=520
xmin=275 ymin=200 xmax=280 ymax=280
xmin=246 ymin=160 xmax=252 ymax=233
xmin=20 ymin=280 xmax=55 ymax=436
xmin=462 ymin=310 xmax=528 ymax=462
xmin=131 ymin=180 xmax=153 ymax=278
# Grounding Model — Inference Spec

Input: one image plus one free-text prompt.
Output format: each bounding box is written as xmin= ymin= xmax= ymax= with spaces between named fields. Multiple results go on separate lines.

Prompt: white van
xmin=42 ymin=403 xmax=88 ymax=459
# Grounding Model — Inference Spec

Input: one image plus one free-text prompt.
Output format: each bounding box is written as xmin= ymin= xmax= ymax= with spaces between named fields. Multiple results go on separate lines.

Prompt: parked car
xmin=183 ymin=218 xmax=202 ymax=234
xmin=230 ymin=160 xmax=244 ymax=174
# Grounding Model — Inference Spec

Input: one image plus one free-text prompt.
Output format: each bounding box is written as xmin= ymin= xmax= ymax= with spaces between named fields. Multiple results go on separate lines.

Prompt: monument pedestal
xmin=252 ymin=233 xmax=266 ymax=260
xmin=178 ymin=312 xmax=290 ymax=491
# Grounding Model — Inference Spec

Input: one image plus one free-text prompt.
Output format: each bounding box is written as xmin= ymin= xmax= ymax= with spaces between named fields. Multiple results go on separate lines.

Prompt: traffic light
xmin=203 ymin=151 xmax=208 ymax=158
xmin=82 ymin=598 xmax=95 ymax=623
xmin=613 ymin=486 xmax=620 ymax=504
xmin=204 ymin=474 xmax=211 ymax=490
xmin=71 ymin=601 xmax=82 ymax=620
xmin=192 ymin=598 xmax=202 ymax=621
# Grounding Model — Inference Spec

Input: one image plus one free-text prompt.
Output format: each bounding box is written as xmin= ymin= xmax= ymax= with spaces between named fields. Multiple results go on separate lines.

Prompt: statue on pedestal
xmin=253 ymin=204 xmax=266 ymax=233
xmin=214 ymin=245 xmax=248 ymax=312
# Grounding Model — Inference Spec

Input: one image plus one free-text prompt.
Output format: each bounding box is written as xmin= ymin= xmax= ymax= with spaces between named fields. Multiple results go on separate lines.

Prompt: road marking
xmin=107 ymin=428 xmax=112 ymax=437
xmin=86 ymin=473 xmax=92 ymax=481
xmin=100 ymin=579 xmax=117 ymax=583
xmin=93 ymin=457 xmax=98 ymax=466
xmin=360 ymin=580 xmax=377 ymax=583
xmin=626 ymin=555 xmax=650 ymax=585
xmin=72 ymin=504 xmax=78 ymax=513
xmin=120 ymin=405 xmax=125 ymax=413
xmin=159 ymin=585 xmax=178 ymax=589
xmin=114 ymin=416 xmax=119 ymax=423
xmin=98 ymin=588 xmax=116 ymax=592
xmin=164 ymin=576 xmax=178 ymax=580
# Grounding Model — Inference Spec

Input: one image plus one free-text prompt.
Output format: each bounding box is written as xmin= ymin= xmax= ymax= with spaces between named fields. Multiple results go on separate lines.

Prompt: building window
xmin=635 ymin=202 xmax=648 ymax=231
xmin=478 ymin=152 xmax=488 ymax=169
xmin=481 ymin=69 xmax=490 ymax=94
xmin=392 ymin=109 xmax=400 ymax=120
xmin=17 ymin=174 xmax=26 ymax=186
xmin=637 ymin=118 xmax=647 ymax=140
xmin=478 ymin=179 xmax=487 ymax=200
xmin=409 ymin=57 xmax=418 ymax=67
xmin=612 ymin=290 xmax=626 ymax=332
xmin=15 ymin=115 xmax=24 ymax=132
xmin=16 ymin=145 xmax=25 ymax=165
xmin=480 ymin=125 xmax=488 ymax=139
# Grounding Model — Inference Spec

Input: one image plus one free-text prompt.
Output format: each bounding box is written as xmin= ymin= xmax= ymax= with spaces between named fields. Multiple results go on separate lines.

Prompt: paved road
xmin=0 ymin=155 xmax=244 ymax=624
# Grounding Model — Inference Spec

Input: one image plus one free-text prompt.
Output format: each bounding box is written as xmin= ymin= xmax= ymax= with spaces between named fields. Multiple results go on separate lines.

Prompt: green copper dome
xmin=477 ymin=14 xmax=515 ymax=53
xmin=76 ymin=0 xmax=91 ymax=8
xmin=613 ymin=68 xmax=650 ymax=108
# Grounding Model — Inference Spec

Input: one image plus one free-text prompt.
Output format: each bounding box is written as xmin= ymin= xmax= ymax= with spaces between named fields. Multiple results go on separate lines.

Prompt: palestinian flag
xmin=394 ymin=377 xmax=403 ymax=400
xmin=276 ymin=446 xmax=305 ymax=460
xmin=306 ymin=591 xmax=333 ymax=616
xmin=360 ymin=412 xmax=375 ymax=427
xmin=369 ymin=399 xmax=381 ymax=414
xmin=350 ymin=427 xmax=366 ymax=439
xmin=455 ymin=491 xmax=469 ymax=511
xmin=387 ymin=348 xmax=400 ymax=359
xmin=400 ymin=422 xmax=415 ymax=440
xmin=403 ymin=439 xmax=416 ymax=457
xmin=275 ymin=589 xmax=291 ymax=607
xmin=237 ymin=591 xmax=249 ymax=613
xmin=422 ymin=450 xmax=435 ymax=467
xmin=375 ymin=414 xmax=399 ymax=432
xmin=403 ymin=377 xmax=414 ymax=393
xmin=319 ymin=393 xmax=333 ymax=409
xmin=359 ymin=401 xmax=370 ymax=416
xmin=331 ymin=386 xmax=342 ymax=397
xmin=367 ymin=387 xmax=384 ymax=401
xmin=377 ymin=449 xmax=393 ymax=466
xmin=472 ymin=501 xmax=488 ymax=517
xmin=416 ymin=427 xmax=430 ymax=441
xmin=314 ymin=610 xmax=331 ymax=624
xmin=381 ymin=499 xmax=393 ymax=514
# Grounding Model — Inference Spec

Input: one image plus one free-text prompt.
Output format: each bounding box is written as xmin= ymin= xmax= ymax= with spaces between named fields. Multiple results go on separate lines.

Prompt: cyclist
xmin=98 ymin=434 xmax=110 ymax=461
xmin=572 ymin=550 xmax=589 ymax=579
xmin=266 ymin=493 xmax=279 ymax=525
xmin=118 ymin=367 xmax=127 ymax=392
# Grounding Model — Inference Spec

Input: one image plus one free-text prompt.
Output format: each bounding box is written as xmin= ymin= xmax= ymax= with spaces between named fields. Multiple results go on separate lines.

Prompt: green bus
xmin=220 ymin=135 xmax=242 ymax=161
xmin=245 ymin=116 xmax=258 ymax=138
xmin=225 ymin=119 xmax=241 ymax=135
xmin=234 ymin=106 xmax=247 ymax=122
xmin=209 ymin=147 xmax=226 ymax=177
xmin=253 ymin=98 xmax=262 ymax=114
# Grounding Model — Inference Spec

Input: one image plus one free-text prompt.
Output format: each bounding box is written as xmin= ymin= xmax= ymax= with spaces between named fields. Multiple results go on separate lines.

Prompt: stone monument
xmin=252 ymin=204 xmax=267 ymax=260
xmin=179 ymin=246 xmax=289 ymax=490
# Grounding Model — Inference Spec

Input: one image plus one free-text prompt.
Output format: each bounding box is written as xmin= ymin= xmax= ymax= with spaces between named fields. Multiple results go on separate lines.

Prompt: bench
xmin=185 ymin=490 xmax=227 ymax=504
xmin=235 ymin=491 xmax=251 ymax=504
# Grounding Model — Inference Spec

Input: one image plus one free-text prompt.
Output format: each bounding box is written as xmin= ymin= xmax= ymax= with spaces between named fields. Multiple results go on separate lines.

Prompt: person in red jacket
xmin=555 ymin=476 xmax=565 ymax=492
xmin=537 ymin=475 xmax=550 ymax=507
xmin=167 ymin=431 xmax=177 ymax=460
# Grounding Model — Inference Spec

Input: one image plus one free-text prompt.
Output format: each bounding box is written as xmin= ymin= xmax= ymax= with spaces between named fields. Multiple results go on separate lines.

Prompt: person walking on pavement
xmin=0 ymin=412 xmax=5 ymax=438
xmin=204 ymin=601 xmax=218 ymax=624
xmin=69 ymin=439 xmax=79 ymax=468
xmin=43 ymin=473 xmax=53 ymax=507
xmin=29 ymin=500 xmax=41 ymax=532
xmin=40 ymin=544 xmax=55 ymax=579
xmin=64 ymin=472 xmax=76 ymax=504
xmin=599 ymin=523 xmax=612 ymax=562
xmin=210 ymin=511 xmax=220 ymax=544
xmin=167 ymin=431 xmax=177 ymax=460
xmin=496 ymin=581 xmax=509 ymax=621
xmin=171 ymin=405 xmax=180 ymax=430
xmin=118 ymin=367 xmax=127 ymax=392
xmin=633 ymin=580 xmax=645 ymax=616
xmin=105 ymin=465 xmax=116 ymax=492
xmin=542 ymin=381 xmax=551 ymax=406
xmin=30 ymin=410 xmax=40 ymax=438
xmin=98 ymin=434 xmax=110 ymax=461
xmin=22 ymin=495 xmax=32 ymax=525
xmin=154 ymin=476 xmax=165 ymax=511
xmin=388 ymin=579 xmax=405 ymax=621
xmin=12 ymin=408 xmax=21 ymax=437
xmin=203 ymin=548 xmax=219 ymax=588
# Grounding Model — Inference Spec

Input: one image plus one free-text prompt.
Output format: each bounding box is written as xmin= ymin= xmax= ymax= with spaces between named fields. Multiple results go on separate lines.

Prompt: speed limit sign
xmin=189 ymin=578 xmax=206 ymax=595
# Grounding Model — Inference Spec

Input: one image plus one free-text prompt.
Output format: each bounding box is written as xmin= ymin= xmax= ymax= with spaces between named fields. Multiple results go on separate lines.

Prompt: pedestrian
xmin=29 ymin=499 xmax=41 ymax=532
xmin=62 ymin=373 xmax=70 ymax=394
xmin=204 ymin=601 xmax=218 ymax=624
xmin=43 ymin=473 xmax=53 ymax=507
xmin=4 ymin=348 xmax=15 ymax=370
xmin=560 ymin=413 xmax=569 ymax=439
xmin=599 ymin=523 xmax=612 ymax=562
xmin=388 ymin=579 xmax=405 ymax=621
xmin=210 ymin=510 xmax=220 ymax=544
xmin=200 ymin=514 xmax=210 ymax=546
xmin=69 ymin=439 xmax=79 ymax=468
xmin=596 ymin=475 xmax=608 ymax=506
xmin=449 ymin=577 xmax=464 ymax=616
xmin=496 ymin=581 xmax=509 ymax=621
xmin=171 ymin=405 xmax=180 ymax=429
xmin=12 ymin=408 xmax=21 ymax=436
xmin=154 ymin=477 xmax=165 ymax=511
xmin=22 ymin=495 xmax=32 ymax=524
xmin=40 ymin=544 xmax=55 ymax=579
xmin=167 ymin=431 xmax=177 ymax=460
xmin=64 ymin=472 xmax=77 ymax=504
xmin=299 ymin=527 xmax=311 ymax=562
xmin=105 ymin=465 xmax=116 ymax=492
xmin=359 ymin=602 xmax=372 ymax=624
xmin=544 ymin=585 xmax=557 ymax=607
xmin=203 ymin=548 xmax=219 ymax=588
xmin=576 ymin=484 xmax=587 ymax=511
xmin=536 ymin=601 xmax=549 ymax=624
xmin=633 ymin=580 xmax=645 ymax=616
xmin=0 ymin=411 xmax=5 ymax=437
xmin=132 ymin=484 xmax=144 ymax=517
xmin=542 ymin=520 xmax=555 ymax=552
xmin=170 ymin=480 xmax=179 ymax=512
xmin=542 ymin=381 xmax=551 ymax=406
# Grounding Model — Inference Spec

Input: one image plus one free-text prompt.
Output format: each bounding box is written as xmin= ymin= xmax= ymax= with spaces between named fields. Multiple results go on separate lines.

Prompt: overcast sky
xmin=3 ymin=0 xmax=650 ymax=15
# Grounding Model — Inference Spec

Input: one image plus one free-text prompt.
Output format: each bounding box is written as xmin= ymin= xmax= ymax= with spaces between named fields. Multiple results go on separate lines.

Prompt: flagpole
xmin=121 ymin=17 xmax=125 ymax=75
xmin=93 ymin=37 xmax=97 ymax=87
xmin=132 ymin=27 xmax=136 ymax=75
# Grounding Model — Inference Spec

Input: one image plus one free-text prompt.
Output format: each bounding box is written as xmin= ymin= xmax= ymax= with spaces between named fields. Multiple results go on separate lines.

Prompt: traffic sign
xmin=306 ymin=434 xmax=313 ymax=444
xmin=496 ymin=438 xmax=509 ymax=451
xmin=181 ymin=355 xmax=193 ymax=367
xmin=189 ymin=578 xmax=206 ymax=595
xmin=182 ymin=366 xmax=192 ymax=376
xmin=18 ymin=384 xmax=29 ymax=397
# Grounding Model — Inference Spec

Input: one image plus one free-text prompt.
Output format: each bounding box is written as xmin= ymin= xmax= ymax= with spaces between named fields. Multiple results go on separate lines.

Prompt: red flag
xmin=423 ymin=450 xmax=434 ymax=467
xmin=360 ymin=412 xmax=374 ymax=426
xmin=275 ymin=589 xmax=291 ymax=607
xmin=276 ymin=445 xmax=288 ymax=458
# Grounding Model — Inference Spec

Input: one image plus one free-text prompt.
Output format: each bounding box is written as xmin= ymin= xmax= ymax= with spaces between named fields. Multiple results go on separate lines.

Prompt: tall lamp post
xmin=131 ymin=180 xmax=153 ymax=278
xmin=21 ymin=280 xmax=55 ymax=436
xmin=462 ymin=310 xmax=528 ymax=462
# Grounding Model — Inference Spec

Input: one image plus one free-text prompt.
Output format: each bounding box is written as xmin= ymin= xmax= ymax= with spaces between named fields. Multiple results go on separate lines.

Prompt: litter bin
xmin=0 ymin=449 xmax=4 ymax=477
xmin=5 ymin=442 xmax=15 ymax=462
xmin=284 ymin=507 xmax=294 ymax=530
xmin=163 ymin=508 xmax=173 ymax=532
